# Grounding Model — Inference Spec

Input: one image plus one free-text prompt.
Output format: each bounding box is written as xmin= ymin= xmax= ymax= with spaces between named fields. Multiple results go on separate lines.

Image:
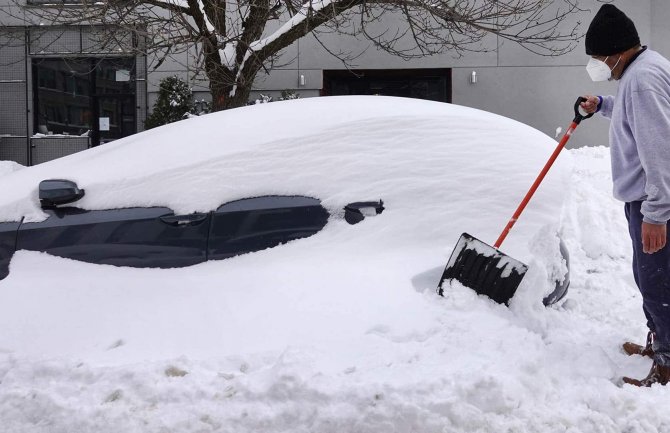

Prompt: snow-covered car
xmin=0 ymin=96 xmax=570 ymax=305
xmin=0 ymin=181 xmax=383 ymax=276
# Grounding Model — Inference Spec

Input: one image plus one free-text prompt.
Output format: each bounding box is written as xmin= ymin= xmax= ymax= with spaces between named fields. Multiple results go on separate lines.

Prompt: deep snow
xmin=0 ymin=100 xmax=667 ymax=432
xmin=0 ymin=148 xmax=667 ymax=432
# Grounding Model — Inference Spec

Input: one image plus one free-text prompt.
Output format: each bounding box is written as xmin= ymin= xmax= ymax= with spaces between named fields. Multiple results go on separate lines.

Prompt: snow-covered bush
xmin=249 ymin=94 xmax=274 ymax=105
xmin=280 ymin=89 xmax=300 ymax=100
xmin=248 ymin=90 xmax=300 ymax=105
xmin=183 ymin=99 xmax=212 ymax=119
xmin=145 ymin=76 xmax=195 ymax=129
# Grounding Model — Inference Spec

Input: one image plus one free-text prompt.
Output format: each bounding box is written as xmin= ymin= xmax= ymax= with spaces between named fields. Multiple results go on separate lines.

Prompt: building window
xmin=322 ymin=69 xmax=452 ymax=103
xmin=32 ymin=57 xmax=137 ymax=146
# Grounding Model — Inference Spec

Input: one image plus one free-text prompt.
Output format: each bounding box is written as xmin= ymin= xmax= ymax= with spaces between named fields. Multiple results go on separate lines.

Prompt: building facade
xmin=0 ymin=0 xmax=668 ymax=165
xmin=0 ymin=21 xmax=147 ymax=165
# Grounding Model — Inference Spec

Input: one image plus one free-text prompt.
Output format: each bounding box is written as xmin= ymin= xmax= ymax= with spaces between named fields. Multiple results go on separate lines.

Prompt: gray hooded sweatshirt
xmin=598 ymin=48 xmax=670 ymax=224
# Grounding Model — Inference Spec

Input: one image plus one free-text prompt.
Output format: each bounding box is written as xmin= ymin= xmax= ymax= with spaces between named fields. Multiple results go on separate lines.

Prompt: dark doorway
xmin=322 ymin=69 xmax=451 ymax=103
xmin=33 ymin=57 xmax=137 ymax=147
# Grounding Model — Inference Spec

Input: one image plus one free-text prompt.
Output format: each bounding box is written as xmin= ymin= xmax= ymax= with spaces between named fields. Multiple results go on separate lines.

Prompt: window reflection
xmin=33 ymin=57 xmax=137 ymax=145
xmin=323 ymin=69 xmax=451 ymax=103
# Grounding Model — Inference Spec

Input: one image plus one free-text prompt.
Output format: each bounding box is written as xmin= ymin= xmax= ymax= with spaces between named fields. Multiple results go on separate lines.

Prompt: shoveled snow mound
xmin=0 ymin=146 xmax=666 ymax=432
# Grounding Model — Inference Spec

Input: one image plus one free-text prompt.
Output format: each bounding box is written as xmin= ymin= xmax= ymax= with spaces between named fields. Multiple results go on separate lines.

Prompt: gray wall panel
xmin=189 ymin=75 xmax=210 ymax=92
xmin=0 ymin=53 xmax=25 ymax=81
xmin=82 ymin=27 xmax=134 ymax=53
xmin=0 ymin=136 xmax=28 ymax=165
xmin=260 ymin=15 xmax=299 ymax=69
xmin=29 ymin=26 xmax=138 ymax=55
xmin=29 ymin=27 xmax=82 ymax=54
xmin=253 ymin=68 xmax=299 ymax=90
xmin=0 ymin=5 xmax=25 ymax=25
xmin=496 ymin=0 xmax=616 ymax=67
xmin=299 ymin=32 xmax=498 ymax=70
xmin=30 ymin=137 xmax=90 ymax=165
xmin=297 ymin=8 xmax=498 ymax=70
xmin=0 ymin=83 xmax=27 ymax=136
xmin=296 ymin=69 xmax=322 ymax=90
xmin=651 ymin=0 xmax=670 ymax=58
xmin=147 ymin=70 xmax=188 ymax=93
xmin=147 ymin=45 xmax=206 ymax=92
xmin=0 ymin=28 xmax=26 ymax=81
xmin=452 ymin=66 xmax=615 ymax=149
xmin=498 ymin=1 xmax=651 ymax=67
xmin=148 ymin=47 xmax=192 ymax=74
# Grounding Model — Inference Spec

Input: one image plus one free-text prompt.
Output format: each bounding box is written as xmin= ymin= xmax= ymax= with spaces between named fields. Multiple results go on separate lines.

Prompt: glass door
xmin=94 ymin=57 xmax=136 ymax=145
xmin=97 ymin=95 xmax=136 ymax=144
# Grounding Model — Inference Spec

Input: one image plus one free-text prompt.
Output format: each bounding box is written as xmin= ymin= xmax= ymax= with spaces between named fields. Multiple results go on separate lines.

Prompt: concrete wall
xmin=451 ymin=0 xmax=653 ymax=148
xmin=0 ymin=0 xmax=27 ymax=26
xmin=452 ymin=66 xmax=614 ymax=148
xmin=651 ymin=0 xmax=670 ymax=58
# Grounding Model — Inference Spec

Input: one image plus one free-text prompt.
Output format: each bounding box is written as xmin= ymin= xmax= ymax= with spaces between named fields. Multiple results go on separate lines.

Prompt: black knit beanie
xmin=585 ymin=4 xmax=640 ymax=56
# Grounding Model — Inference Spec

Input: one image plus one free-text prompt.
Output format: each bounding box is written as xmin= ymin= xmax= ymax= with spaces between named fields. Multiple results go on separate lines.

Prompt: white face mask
xmin=586 ymin=56 xmax=621 ymax=82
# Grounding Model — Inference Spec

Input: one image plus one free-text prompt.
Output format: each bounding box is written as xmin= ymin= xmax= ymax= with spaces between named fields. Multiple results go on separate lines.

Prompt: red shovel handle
xmin=493 ymin=97 xmax=591 ymax=249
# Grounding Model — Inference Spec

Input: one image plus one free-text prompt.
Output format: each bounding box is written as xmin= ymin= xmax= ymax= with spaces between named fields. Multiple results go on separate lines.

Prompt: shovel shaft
xmin=494 ymin=121 xmax=578 ymax=249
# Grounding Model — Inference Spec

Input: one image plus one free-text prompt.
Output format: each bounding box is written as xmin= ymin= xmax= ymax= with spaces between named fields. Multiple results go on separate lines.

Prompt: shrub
xmin=145 ymin=76 xmax=195 ymax=129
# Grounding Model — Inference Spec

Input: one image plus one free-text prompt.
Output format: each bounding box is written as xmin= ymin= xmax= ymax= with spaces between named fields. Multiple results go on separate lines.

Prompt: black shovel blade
xmin=438 ymin=233 xmax=528 ymax=305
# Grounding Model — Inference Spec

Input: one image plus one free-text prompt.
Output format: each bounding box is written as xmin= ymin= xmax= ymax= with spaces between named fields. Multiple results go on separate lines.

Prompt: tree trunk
xmin=206 ymin=59 xmax=256 ymax=111
xmin=206 ymin=52 xmax=260 ymax=111
xmin=209 ymin=75 xmax=254 ymax=111
xmin=223 ymin=84 xmax=252 ymax=110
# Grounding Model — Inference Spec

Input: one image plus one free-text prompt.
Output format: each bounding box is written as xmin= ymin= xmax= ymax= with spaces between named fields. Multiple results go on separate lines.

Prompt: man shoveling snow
xmin=580 ymin=4 xmax=670 ymax=387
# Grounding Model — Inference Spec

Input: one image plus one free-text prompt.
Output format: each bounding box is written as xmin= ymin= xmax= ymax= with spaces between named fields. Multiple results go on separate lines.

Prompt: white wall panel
xmin=452 ymin=65 xmax=616 ymax=149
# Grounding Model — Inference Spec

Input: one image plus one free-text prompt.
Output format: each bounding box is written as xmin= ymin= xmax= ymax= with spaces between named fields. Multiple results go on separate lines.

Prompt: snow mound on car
xmin=0 ymin=161 xmax=24 ymax=177
xmin=0 ymin=97 xmax=568 ymax=245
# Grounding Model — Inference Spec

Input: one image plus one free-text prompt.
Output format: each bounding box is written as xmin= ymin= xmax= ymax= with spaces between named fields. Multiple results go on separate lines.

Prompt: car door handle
xmin=159 ymin=214 xmax=208 ymax=227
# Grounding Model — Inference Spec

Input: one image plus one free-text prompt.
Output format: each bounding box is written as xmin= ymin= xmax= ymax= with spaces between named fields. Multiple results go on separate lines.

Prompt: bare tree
xmin=6 ymin=0 xmax=585 ymax=110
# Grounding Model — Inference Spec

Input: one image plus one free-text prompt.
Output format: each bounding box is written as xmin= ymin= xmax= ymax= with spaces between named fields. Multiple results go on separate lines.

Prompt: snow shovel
xmin=437 ymin=97 xmax=593 ymax=304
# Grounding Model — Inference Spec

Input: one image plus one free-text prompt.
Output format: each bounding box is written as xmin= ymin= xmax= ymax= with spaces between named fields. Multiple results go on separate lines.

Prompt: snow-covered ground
xmin=0 ymin=145 xmax=666 ymax=432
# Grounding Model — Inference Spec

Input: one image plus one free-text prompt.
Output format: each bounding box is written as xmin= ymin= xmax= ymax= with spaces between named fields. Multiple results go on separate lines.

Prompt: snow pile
xmin=0 ymin=161 xmax=24 ymax=177
xmin=1 ymin=101 xmax=666 ymax=432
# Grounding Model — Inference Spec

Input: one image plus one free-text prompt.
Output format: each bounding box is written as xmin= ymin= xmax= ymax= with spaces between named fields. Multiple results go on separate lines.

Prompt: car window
xmin=216 ymin=196 xmax=324 ymax=212
xmin=208 ymin=196 xmax=329 ymax=259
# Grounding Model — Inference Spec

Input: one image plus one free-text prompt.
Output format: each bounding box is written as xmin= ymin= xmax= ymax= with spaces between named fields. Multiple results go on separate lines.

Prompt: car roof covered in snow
xmin=0 ymin=96 xmax=570 ymax=261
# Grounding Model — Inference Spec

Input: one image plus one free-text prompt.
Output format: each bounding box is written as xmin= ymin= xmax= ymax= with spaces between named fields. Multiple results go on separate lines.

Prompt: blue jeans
xmin=625 ymin=201 xmax=670 ymax=366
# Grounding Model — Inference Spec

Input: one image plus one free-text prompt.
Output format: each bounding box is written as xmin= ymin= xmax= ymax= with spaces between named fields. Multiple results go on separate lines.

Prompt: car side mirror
xmin=39 ymin=179 xmax=85 ymax=208
xmin=344 ymin=200 xmax=384 ymax=225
